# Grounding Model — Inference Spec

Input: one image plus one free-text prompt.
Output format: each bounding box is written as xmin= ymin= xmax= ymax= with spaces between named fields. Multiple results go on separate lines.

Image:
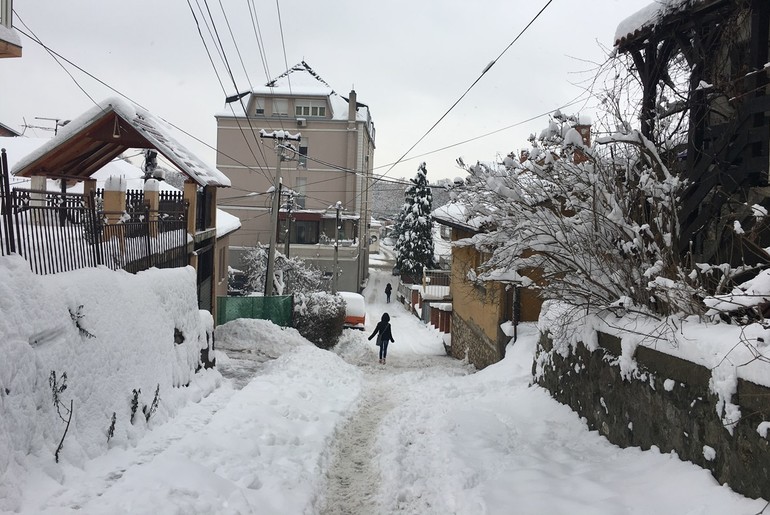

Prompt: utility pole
xmin=331 ymin=200 xmax=343 ymax=294
xmin=284 ymin=191 xmax=294 ymax=258
xmin=260 ymin=129 xmax=301 ymax=296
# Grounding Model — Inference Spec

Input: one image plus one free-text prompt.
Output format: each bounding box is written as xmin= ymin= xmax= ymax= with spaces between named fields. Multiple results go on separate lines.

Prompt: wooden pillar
xmin=30 ymin=176 xmax=46 ymax=225
xmin=184 ymin=180 xmax=198 ymax=237
xmin=83 ymin=178 xmax=97 ymax=209
xmin=144 ymin=179 xmax=160 ymax=238
xmin=103 ymin=177 xmax=126 ymax=225
xmin=103 ymin=176 xmax=127 ymax=255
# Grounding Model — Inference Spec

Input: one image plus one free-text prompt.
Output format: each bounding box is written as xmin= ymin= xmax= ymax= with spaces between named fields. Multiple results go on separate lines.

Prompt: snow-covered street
xmin=4 ymin=267 xmax=765 ymax=514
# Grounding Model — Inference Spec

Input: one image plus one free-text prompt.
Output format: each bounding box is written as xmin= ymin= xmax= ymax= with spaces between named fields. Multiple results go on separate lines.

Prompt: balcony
xmin=0 ymin=0 xmax=22 ymax=58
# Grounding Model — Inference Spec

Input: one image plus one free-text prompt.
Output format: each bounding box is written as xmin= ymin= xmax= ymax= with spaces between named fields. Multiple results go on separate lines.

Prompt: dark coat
xmin=368 ymin=314 xmax=394 ymax=344
xmin=385 ymin=283 xmax=392 ymax=293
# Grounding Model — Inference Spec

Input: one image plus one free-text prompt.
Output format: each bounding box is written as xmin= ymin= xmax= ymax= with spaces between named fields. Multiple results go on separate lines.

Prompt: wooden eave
xmin=13 ymin=113 xmax=142 ymax=180
xmin=0 ymin=39 xmax=21 ymax=58
xmin=13 ymin=108 xmax=226 ymax=187
xmin=615 ymin=0 xmax=731 ymax=53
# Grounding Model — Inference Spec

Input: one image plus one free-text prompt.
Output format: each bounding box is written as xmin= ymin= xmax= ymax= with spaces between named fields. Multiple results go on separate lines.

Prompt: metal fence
xmin=216 ymin=295 xmax=294 ymax=327
xmin=0 ymin=149 xmax=189 ymax=275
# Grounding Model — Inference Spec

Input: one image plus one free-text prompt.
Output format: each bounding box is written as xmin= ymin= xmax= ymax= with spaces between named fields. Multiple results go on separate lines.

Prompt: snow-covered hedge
xmin=0 ymin=255 xmax=218 ymax=511
xmin=293 ymin=292 xmax=345 ymax=349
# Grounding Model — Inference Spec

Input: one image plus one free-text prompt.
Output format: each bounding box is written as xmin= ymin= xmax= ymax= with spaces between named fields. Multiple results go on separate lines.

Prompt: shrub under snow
xmin=293 ymin=292 xmax=345 ymax=349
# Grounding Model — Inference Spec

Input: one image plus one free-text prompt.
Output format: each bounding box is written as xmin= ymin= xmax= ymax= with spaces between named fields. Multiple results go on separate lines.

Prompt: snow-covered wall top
xmin=0 ymin=256 xmax=218 ymax=511
xmin=615 ymin=0 xmax=704 ymax=46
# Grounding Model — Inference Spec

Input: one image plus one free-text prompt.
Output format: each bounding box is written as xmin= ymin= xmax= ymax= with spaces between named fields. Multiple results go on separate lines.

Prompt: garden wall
xmin=535 ymin=331 xmax=770 ymax=500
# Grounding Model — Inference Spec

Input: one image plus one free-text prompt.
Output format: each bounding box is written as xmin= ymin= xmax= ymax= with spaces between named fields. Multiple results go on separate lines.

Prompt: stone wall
xmin=535 ymin=331 xmax=770 ymax=500
xmin=451 ymin=313 xmax=502 ymax=369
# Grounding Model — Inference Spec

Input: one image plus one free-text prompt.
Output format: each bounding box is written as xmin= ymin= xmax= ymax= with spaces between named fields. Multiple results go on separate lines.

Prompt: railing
xmin=0 ymin=150 xmax=189 ymax=275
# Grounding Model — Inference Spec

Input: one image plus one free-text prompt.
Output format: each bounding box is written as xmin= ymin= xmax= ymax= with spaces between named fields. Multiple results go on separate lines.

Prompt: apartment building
xmin=215 ymin=61 xmax=376 ymax=293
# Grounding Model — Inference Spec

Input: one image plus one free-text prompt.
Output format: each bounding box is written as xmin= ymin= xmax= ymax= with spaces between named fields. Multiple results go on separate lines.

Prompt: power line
xmin=372 ymin=93 xmax=589 ymax=170
xmin=13 ymin=11 xmax=99 ymax=108
xmin=186 ymin=0 xmax=272 ymax=180
xmin=217 ymin=0 xmax=254 ymax=90
xmin=381 ymin=0 xmax=554 ymax=179
xmin=275 ymin=0 xmax=292 ymax=95
xmin=12 ymin=23 xmax=273 ymax=185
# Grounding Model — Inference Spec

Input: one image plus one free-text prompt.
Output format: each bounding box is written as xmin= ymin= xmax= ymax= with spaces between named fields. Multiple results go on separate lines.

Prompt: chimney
xmin=573 ymin=116 xmax=592 ymax=165
xmin=348 ymin=89 xmax=357 ymax=122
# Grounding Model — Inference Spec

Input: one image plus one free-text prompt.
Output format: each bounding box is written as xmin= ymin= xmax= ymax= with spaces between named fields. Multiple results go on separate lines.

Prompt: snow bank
xmin=214 ymin=318 xmax=311 ymax=356
xmin=0 ymin=255 xmax=218 ymax=511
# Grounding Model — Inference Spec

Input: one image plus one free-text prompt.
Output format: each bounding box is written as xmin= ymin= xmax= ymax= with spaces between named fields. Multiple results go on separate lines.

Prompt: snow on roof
xmin=12 ymin=98 xmax=230 ymax=188
xmin=219 ymin=61 xmax=370 ymax=123
xmin=216 ymin=208 xmax=241 ymax=239
xmin=615 ymin=0 xmax=706 ymax=46
xmin=0 ymin=24 xmax=21 ymax=48
xmin=432 ymin=202 xmax=486 ymax=231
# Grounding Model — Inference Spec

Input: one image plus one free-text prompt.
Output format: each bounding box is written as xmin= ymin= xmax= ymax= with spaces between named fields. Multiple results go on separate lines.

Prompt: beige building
xmin=215 ymin=61 xmax=376 ymax=293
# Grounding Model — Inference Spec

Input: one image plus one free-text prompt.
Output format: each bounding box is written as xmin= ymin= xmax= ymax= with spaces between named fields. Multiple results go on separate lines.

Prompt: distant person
xmin=368 ymin=312 xmax=394 ymax=364
xmin=385 ymin=282 xmax=392 ymax=303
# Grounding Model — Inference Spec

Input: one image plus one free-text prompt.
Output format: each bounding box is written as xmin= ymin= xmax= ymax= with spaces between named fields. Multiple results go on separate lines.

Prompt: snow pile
xmin=214 ymin=318 xmax=311 ymax=357
xmin=0 ymin=255 xmax=218 ymax=512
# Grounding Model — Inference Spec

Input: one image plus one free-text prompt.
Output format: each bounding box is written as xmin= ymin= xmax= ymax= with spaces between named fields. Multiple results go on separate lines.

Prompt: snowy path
xmin=313 ymin=268 xmax=473 ymax=513
xmin=316 ymin=375 xmax=394 ymax=515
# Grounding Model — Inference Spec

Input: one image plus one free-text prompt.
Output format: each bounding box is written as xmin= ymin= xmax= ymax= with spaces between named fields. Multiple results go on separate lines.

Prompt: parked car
xmin=339 ymin=291 xmax=366 ymax=330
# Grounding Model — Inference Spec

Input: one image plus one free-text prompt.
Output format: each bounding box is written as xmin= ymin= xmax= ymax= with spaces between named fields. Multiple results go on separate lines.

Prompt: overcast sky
xmin=3 ymin=0 xmax=652 ymax=182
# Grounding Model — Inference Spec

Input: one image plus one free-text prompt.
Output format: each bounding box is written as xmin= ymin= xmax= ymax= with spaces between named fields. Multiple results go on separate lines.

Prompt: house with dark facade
xmin=616 ymin=0 xmax=770 ymax=266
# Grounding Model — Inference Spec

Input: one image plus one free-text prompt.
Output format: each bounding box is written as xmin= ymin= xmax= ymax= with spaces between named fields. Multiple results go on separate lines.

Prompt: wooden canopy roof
xmin=13 ymin=99 xmax=230 ymax=188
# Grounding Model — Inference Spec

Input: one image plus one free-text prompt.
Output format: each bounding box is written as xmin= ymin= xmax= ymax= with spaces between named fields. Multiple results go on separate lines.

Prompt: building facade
xmin=215 ymin=61 xmax=375 ymax=293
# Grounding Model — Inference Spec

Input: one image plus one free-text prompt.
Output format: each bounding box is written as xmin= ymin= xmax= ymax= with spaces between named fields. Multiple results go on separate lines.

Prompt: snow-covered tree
xmin=395 ymin=162 xmax=436 ymax=277
xmin=241 ymin=244 xmax=325 ymax=295
xmin=455 ymin=111 xmax=700 ymax=317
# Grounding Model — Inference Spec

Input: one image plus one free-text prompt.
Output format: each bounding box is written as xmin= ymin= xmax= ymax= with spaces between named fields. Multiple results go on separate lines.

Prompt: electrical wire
xmin=13 ymin=12 xmax=99 ymax=107
xmin=12 ymin=24 xmax=273 ymax=184
xmin=380 ymin=0 xmax=554 ymax=179
xmin=275 ymin=0 xmax=292 ymax=96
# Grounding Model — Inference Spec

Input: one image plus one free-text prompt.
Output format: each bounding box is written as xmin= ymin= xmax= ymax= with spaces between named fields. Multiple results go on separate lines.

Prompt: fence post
xmin=0 ymin=149 xmax=15 ymax=254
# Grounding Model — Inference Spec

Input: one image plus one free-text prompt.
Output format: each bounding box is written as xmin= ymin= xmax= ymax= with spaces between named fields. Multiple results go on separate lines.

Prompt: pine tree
xmin=395 ymin=162 xmax=435 ymax=278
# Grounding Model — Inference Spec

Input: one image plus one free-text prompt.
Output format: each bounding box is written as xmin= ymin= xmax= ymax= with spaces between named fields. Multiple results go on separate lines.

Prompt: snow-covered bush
xmin=293 ymin=292 xmax=345 ymax=349
xmin=455 ymin=111 xmax=701 ymax=317
xmin=240 ymin=244 xmax=324 ymax=296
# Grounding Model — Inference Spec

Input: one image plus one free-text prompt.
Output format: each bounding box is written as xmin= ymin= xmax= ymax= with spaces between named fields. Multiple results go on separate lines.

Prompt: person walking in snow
xmin=385 ymin=282 xmax=392 ymax=303
xmin=368 ymin=312 xmax=394 ymax=364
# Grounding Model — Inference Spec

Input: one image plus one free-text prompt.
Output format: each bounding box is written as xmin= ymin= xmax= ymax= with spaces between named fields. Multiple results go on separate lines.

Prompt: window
xmin=295 ymin=177 xmax=306 ymax=209
xmin=251 ymin=97 xmax=265 ymax=116
xmin=272 ymin=99 xmax=288 ymax=116
xmin=295 ymin=220 xmax=319 ymax=244
xmin=294 ymin=99 xmax=326 ymax=118
xmin=297 ymin=142 xmax=308 ymax=169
